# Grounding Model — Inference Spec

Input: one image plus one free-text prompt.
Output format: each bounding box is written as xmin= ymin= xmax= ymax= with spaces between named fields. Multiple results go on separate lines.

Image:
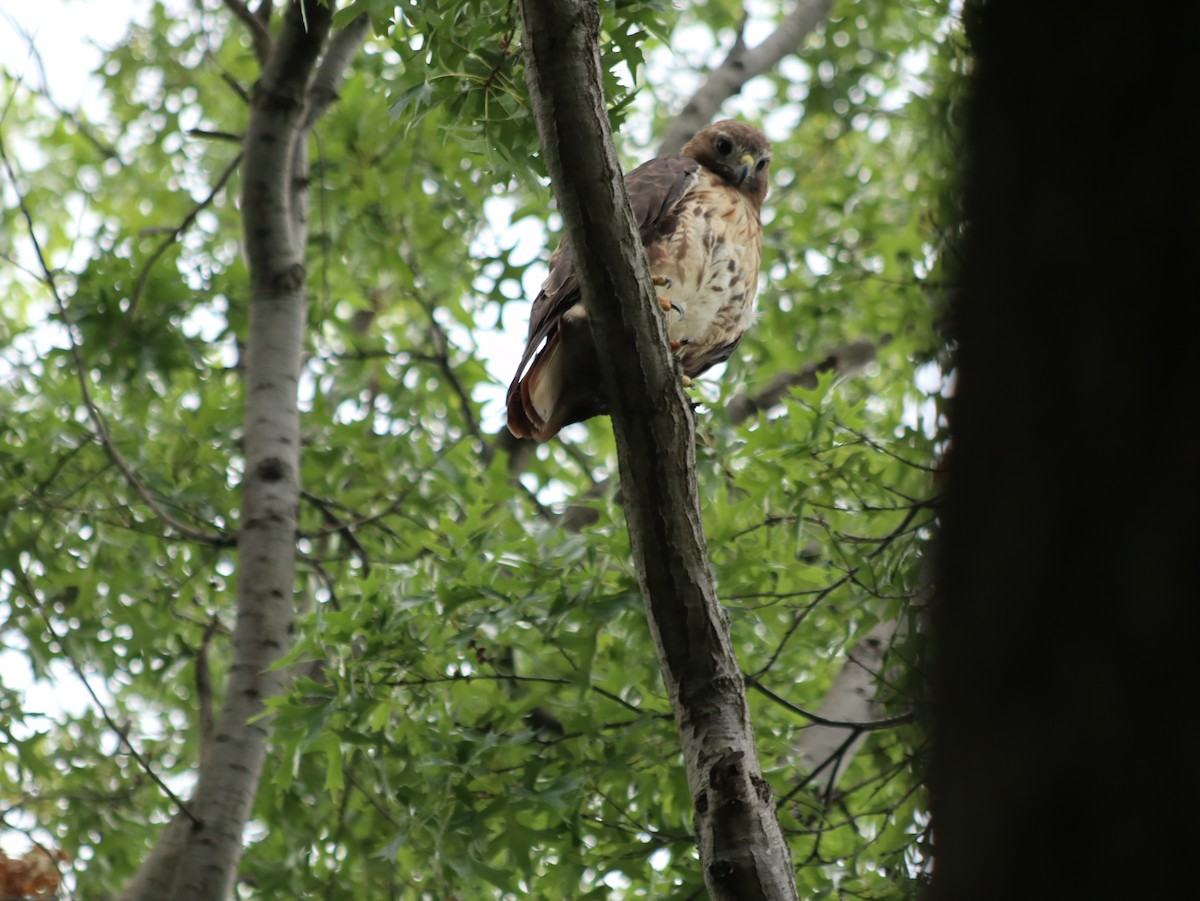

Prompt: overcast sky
xmin=1 ymin=0 xmax=154 ymax=106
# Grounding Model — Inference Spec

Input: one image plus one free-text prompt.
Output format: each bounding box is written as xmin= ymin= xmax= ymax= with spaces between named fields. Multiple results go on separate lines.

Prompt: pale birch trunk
xmin=119 ymin=4 xmax=368 ymax=898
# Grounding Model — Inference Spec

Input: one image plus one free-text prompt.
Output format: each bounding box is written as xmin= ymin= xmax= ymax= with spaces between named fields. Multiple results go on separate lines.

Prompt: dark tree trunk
xmin=517 ymin=1 xmax=800 ymax=897
xmin=934 ymin=2 xmax=1200 ymax=898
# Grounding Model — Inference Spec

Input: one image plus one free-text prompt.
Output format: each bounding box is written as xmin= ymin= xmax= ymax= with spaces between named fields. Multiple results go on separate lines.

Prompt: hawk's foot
xmin=669 ymin=338 xmax=692 ymax=353
xmin=653 ymin=276 xmax=682 ymax=318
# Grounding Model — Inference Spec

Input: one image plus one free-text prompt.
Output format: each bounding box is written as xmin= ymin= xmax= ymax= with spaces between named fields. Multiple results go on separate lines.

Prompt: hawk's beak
xmin=734 ymin=152 xmax=754 ymax=187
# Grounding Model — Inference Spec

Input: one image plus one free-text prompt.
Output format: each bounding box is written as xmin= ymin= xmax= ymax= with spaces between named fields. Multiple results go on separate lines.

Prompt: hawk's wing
xmin=510 ymin=155 xmax=702 ymax=385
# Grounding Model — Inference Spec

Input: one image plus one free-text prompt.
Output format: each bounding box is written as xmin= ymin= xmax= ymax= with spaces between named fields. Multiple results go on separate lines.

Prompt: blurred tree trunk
xmin=934 ymin=2 xmax=1200 ymax=898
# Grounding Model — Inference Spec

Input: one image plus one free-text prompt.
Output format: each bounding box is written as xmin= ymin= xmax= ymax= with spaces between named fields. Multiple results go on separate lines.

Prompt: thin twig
xmin=298 ymin=437 xmax=462 ymax=540
xmin=125 ymin=150 xmax=243 ymax=322
xmin=15 ymin=567 xmax=200 ymax=825
xmin=744 ymin=676 xmax=911 ymax=731
xmin=0 ymin=132 xmax=233 ymax=548
xmin=391 ymin=671 xmax=668 ymax=719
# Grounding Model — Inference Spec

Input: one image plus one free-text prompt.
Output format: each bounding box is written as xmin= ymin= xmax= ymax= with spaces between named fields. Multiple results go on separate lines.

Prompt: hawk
xmin=505 ymin=119 xmax=771 ymax=442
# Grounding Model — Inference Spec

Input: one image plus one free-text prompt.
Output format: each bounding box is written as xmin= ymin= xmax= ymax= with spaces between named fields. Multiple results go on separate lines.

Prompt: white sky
xmin=0 ymin=0 xmax=154 ymax=106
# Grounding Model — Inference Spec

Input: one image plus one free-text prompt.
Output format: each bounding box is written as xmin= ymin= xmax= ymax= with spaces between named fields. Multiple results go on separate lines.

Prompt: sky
xmin=0 ymin=0 xmax=152 ymax=106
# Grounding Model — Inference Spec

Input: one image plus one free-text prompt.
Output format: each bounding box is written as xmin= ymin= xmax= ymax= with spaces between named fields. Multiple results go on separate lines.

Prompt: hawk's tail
xmin=506 ymin=339 xmax=564 ymax=443
xmin=505 ymin=319 xmax=604 ymax=443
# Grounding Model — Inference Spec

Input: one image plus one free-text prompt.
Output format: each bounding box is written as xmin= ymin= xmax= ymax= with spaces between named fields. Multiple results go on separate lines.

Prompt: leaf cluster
xmin=0 ymin=0 xmax=963 ymax=896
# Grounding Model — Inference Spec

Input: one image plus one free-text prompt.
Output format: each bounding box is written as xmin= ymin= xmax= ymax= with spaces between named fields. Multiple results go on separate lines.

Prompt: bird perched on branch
xmin=505 ymin=119 xmax=771 ymax=442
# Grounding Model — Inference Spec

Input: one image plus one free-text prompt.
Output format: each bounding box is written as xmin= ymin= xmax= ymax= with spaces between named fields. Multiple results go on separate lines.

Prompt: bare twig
xmin=300 ymin=489 xmax=372 ymax=575
xmin=427 ymin=315 xmax=484 ymax=442
xmin=15 ymin=567 xmax=200 ymax=825
xmin=187 ymin=128 xmax=243 ymax=143
xmin=390 ymin=670 xmax=668 ymax=719
xmin=744 ymin=677 xmax=911 ymax=731
xmin=126 ymin=150 xmax=243 ymax=321
xmin=726 ymin=338 xmax=881 ymax=424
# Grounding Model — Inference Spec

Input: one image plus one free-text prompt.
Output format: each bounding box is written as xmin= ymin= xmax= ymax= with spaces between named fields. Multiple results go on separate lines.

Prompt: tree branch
xmin=306 ymin=13 xmax=371 ymax=129
xmin=659 ymin=0 xmax=834 ymax=154
xmin=517 ymin=1 xmax=799 ymax=897
xmin=785 ymin=619 xmax=902 ymax=800
xmin=17 ymin=567 xmax=200 ymax=825
xmin=726 ymin=338 xmax=880 ymax=424
xmin=224 ymin=0 xmax=272 ymax=64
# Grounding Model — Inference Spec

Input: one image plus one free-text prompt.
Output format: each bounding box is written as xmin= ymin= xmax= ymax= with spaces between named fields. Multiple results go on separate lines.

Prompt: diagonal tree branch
xmin=517 ymin=1 xmax=799 ymax=897
xmin=306 ymin=13 xmax=371 ymax=128
xmin=14 ymin=564 xmax=200 ymax=825
xmin=727 ymin=338 xmax=880 ymax=424
xmin=126 ymin=150 xmax=244 ymax=323
xmin=224 ymin=0 xmax=272 ymax=64
xmin=659 ymin=0 xmax=834 ymax=154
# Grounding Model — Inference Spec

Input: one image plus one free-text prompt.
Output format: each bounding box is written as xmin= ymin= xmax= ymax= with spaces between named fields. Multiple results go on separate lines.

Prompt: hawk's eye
xmin=755 ymin=159 xmax=768 ymax=172
xmin=715 ymin=137 xmax=733 ymax=155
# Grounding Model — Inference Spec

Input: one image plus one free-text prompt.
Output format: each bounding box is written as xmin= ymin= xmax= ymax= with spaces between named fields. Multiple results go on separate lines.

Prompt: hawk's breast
xmin=646 ymin=169 xmax=762 ymax=377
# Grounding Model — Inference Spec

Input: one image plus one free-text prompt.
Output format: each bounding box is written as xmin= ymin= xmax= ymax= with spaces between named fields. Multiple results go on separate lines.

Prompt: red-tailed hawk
xmin=506 ymin=119 xmax=771 ymax=442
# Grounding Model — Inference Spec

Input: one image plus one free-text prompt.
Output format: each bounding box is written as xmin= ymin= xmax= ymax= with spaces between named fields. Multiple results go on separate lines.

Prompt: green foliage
xmin=0 ymin=0 xmax=962 ymax=896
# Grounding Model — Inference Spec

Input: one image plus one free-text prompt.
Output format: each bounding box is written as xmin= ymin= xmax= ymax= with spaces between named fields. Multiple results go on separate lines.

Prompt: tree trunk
xmin=791 ymin=619 xmax=900 ymax=798
xmin=933 ymin=2 xmax=1200 ymax=897
xmin=517 ymin=2 xmax=799 ymax=898
xmin=119 ymin=4 xmax=367 ymax=898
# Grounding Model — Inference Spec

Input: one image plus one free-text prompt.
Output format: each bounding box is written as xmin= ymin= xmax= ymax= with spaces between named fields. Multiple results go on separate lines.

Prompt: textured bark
xmin=518 ymin=2 xmax=798 ymax=898
xmin=120 ymin=4 xmax=367 ymax=899
xmin=658 ymin=0 xmax=833 ymax=155
xmin=934 ymin=1 xmax=1200 ymax=898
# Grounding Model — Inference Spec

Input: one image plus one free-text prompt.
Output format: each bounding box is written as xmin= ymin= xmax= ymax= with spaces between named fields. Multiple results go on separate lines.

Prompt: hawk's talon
xmin=681 ymin=375 xmax=694 ymax=388
xmin=658 ymin=297 xmax=684 ymax=318
xmin=651 ymin=275 xmax=674 ymax=289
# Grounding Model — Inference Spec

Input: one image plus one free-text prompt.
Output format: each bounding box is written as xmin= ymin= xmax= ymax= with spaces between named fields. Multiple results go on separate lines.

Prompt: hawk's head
xmin=682 ymin=120 xmax=772 ymax=208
